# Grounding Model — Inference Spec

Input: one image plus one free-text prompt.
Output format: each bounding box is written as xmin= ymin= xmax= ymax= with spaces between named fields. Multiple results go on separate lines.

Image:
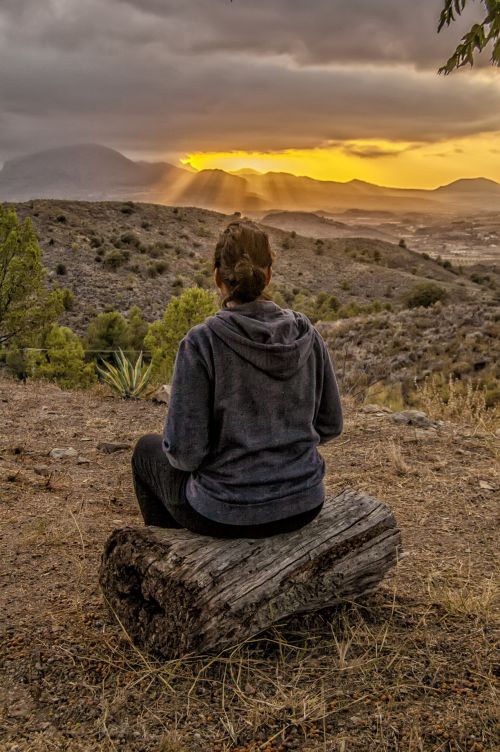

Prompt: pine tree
xmin=0 ymin=205 xmax=63 ymax=347
xmin=145 ymin=288 xmax=217 ymax=383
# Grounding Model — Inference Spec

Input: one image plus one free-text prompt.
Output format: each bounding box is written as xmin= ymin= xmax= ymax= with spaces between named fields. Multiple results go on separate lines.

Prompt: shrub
xmin=103 ymin=249 xmax=127 ymax=270
xmin=85 ymin=311 xmax=129 ymax=356
xmin=145 ymin=287 xmax=217 ymax=383
xmin=35 ymin=325 xmax=96 ymax=388
xmin=316 ymin=292 xmax=340 ymax=321
xmin=56 ymin=263 xmax=67 ymax=275
xmin=172 ymin=276 xmax=184 ymax=289
xmin=154 ymin=260 xmax=169 ymax=275
xmin=471 ymin=273 xmax=490 ymax=285
xmin=405 ymin=283 xmax=447 ymax=309
xmin=120 ymin=232 xmax=141 ymax=247
xmin=59 ymin=288 xmax=74 ymax=311
xmin=120 ymin=203 xmax=134 ymax=215
xmin=126 ymin=305 xmax=148 ymax=354
xmin=398 ymin=238 xmax=407 ymax=248
xmin=56 ymin=214 xmax=67 ymax=224
xmin=196 ymin=224 xmax=211 ymax=238
xmin=194 ymin=273 xmax=207 ymax=288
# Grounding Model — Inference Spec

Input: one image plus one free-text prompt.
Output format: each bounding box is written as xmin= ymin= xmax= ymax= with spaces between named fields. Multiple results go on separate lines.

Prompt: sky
xmin=0 ymin=0 xmax=499 ymax=188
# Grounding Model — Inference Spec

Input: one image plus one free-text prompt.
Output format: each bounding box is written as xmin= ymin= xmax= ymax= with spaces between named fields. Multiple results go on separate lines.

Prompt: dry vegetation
xmin=11 ymin=200 xmax=498 ymax=334
xmin=1 ymin=376 xmax=498 ymax=751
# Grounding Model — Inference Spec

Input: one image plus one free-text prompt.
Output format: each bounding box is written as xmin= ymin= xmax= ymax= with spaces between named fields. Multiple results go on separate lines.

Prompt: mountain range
xmin=1 ymin=143 xmax=499 ymax=215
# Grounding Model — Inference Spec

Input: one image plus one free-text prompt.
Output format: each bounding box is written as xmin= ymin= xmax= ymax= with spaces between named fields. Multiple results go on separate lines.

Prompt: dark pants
xmin=131 ymin=434 xmax=322 ymax=539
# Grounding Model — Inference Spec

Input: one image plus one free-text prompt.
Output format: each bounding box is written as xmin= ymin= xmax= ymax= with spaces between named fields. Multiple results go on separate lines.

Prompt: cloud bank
xmin=0 ymin=0 xmax=498 ymax=162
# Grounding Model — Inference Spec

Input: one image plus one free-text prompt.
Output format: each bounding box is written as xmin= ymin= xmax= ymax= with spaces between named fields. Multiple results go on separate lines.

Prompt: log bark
xmin=99 ymin=489 xmax=402 ymax=657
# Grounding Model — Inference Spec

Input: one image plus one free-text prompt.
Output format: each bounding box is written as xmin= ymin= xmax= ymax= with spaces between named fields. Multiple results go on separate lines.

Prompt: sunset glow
xmin=183 ymin=132 xmax=500 ymax=189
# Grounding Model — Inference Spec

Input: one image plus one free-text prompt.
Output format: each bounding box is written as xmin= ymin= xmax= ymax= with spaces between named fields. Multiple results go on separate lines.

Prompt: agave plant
xmin=97 ymin=349 xmax=153 ymax=399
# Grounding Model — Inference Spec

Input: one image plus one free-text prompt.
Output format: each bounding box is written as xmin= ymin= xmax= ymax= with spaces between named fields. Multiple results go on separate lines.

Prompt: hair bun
xmin=213 ymin=220 xmax=274 ymax=306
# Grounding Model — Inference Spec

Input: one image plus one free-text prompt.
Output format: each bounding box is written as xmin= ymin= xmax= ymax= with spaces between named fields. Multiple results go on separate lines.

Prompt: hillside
xmin=2 ymin=144 xmax=500 ymax=214
xmin=1 ymin=376 xmax=498 ymax=751
xmin=11 ymin=199 xmax=496 ymax=336
xmin=317 ymin=303 xmax=500 ymax=408
xmin=261 ymin=210 xmax=397 ymax=242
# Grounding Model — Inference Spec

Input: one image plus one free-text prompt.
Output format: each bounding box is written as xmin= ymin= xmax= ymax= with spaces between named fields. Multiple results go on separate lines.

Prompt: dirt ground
xmin=0 ymin=376 xmax=498 ymax=751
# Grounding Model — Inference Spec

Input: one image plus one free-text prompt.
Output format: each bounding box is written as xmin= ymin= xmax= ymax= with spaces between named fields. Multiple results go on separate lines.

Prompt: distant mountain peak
xmin=436 ymin=177 xmax=500 ymax=193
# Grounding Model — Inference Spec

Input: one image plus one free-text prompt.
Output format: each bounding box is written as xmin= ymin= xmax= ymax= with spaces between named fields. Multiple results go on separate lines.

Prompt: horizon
xmin=2 ymin=140 xmax=499 ymax=194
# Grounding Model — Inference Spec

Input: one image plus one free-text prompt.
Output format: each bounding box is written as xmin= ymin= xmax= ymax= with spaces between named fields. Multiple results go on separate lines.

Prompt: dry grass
xmin=386 ymin=440 xmax=412 ymax=476
xmin=1 ymin=377 xmax=499 ymax=751
xmin=417 ymin=376 xmax=500 ymax=435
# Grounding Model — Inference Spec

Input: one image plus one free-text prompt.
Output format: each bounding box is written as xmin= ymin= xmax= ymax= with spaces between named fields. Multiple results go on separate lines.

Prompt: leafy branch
xmin=438 ymin=0 xmax=500 ymax=73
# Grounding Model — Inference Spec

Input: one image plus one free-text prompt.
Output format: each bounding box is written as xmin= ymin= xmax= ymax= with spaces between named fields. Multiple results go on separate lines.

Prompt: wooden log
xmin=99 ymin=489 xmax=402 ymax=658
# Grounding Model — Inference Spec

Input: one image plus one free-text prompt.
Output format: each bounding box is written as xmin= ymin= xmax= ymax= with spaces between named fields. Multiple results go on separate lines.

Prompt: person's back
xmin=164 ymin=299 xmax=342 ymax=525
xmin=132 ymin=220 xmax=342 ymax=538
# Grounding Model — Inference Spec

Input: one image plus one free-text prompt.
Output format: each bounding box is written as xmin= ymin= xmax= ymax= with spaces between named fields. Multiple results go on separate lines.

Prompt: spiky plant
xmin=97 ymin=349 xmax=153 ymax=399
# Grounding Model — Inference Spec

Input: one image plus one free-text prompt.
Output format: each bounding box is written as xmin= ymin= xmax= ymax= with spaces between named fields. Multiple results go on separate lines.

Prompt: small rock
xmin=97 ymin=442 xmax=131 ymax=454
xmin=152 ymin=384 xmax=171 ymax=404
xmin=479 ymin=480 xmax=497 ymax=492
xmin=77 ymin=456 xmax=91 ymax=465
xmin=391 ymin=410 xmax=437 ymax=429
xmin=49 ymin=447 xmax=77 ymax=459
xmin=34 ymin=465 xmax=51 ymax=477
xmin=362 ymin=404 xmax=392 ymax=414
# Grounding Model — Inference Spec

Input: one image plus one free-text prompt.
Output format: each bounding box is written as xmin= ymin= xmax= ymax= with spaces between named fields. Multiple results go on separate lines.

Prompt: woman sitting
xmin=132 ymin=220 xmax=343 ymax=538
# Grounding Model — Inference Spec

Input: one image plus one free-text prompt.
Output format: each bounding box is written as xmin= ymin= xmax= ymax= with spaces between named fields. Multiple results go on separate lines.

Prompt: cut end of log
xmin=100 ymin=489 xmax=402 ymax=658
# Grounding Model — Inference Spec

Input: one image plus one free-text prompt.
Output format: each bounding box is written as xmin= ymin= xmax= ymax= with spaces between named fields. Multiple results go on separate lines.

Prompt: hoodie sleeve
xmin=163 ymin=335 xmax=213 ymax=472
xmin=314 ymin=335 xmax=343 ymax=444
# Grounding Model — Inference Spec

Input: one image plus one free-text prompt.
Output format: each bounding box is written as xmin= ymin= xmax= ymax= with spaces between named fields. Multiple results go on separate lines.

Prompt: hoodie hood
xmin=206 ymin=300 xmax=315 ymax=380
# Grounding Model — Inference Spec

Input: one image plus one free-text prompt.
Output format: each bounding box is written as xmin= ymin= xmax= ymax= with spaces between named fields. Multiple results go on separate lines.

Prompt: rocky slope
xmin=11 ymin=199 xmax=496 ymax=334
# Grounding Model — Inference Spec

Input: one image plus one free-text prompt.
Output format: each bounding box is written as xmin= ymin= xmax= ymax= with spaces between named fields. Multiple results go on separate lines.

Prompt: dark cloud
xmin=340 ymin=144 xmax=417 ymax=160
xmin=117 ymin=0 xmax=484 ymax=68
xmin=0 ymin=0 xmax=498 ymax=163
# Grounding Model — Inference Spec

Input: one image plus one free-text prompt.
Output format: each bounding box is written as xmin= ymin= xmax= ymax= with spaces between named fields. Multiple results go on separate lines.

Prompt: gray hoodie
xmin=163 ymin=300 xmax=343 ymax=525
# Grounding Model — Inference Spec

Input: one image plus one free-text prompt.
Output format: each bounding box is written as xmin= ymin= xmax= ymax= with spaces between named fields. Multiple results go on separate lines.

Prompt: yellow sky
xmin=183 ymin=132 xmax=500 ymax=189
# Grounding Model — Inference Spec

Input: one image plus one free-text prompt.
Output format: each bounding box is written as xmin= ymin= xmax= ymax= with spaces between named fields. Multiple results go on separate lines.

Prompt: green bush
xmin=59 ymin=288 xmax=74 ymax=311
xmin=316 ymin=292 xmax=340 ymax=321
xmin=145 ymin=287 xmax=217 ymax=383
xmin=85 ymin=311 xmax=129 ymax=357
xmin=35 ymin=325 xmax=96 ymax=388
xmin=405 ymin=283 xmax=447 ymax=309
xmin=126 ymin=306 xmax=148 ymax=354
